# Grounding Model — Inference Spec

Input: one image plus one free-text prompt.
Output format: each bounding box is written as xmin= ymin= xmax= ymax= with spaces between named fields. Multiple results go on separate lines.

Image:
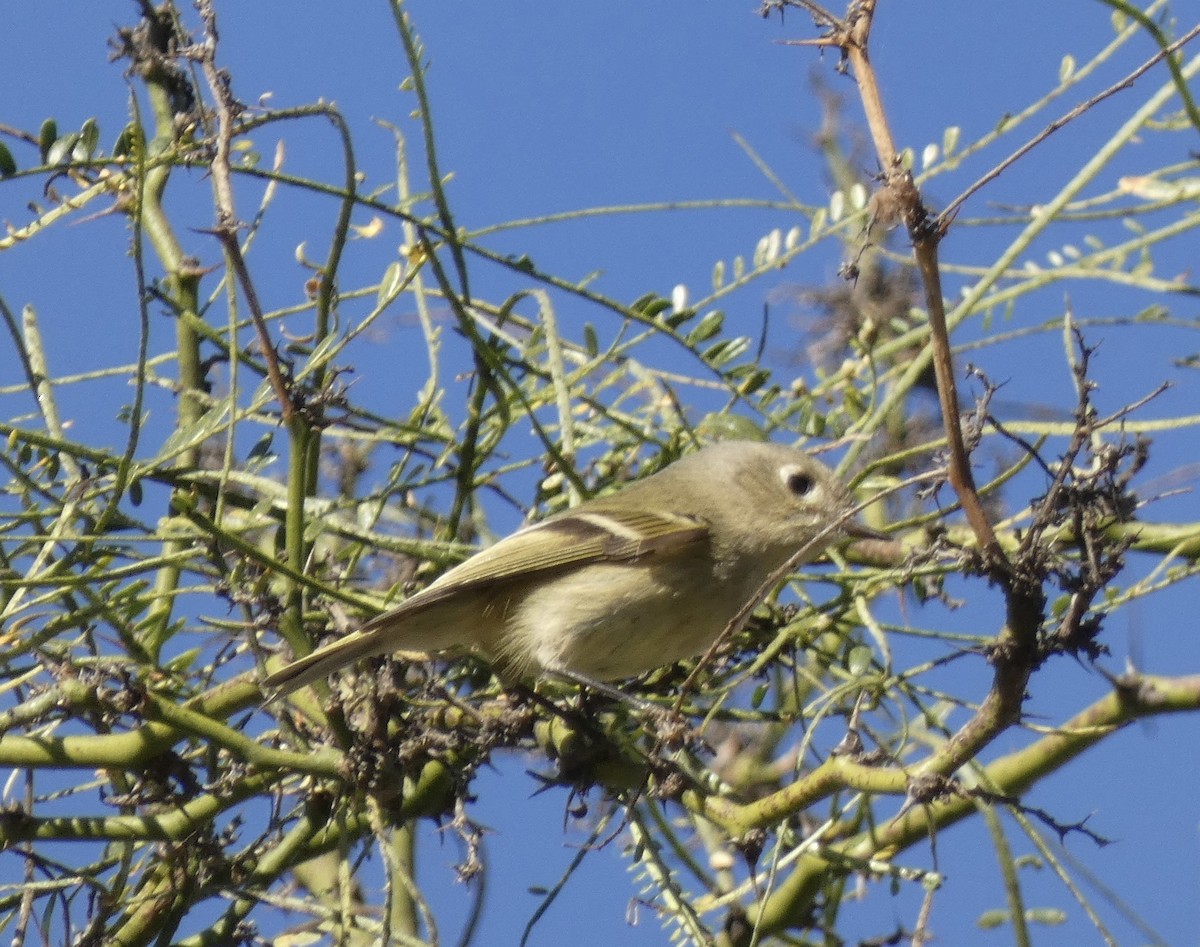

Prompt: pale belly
xmin=486 ymin=557 xmax=759 ymax=681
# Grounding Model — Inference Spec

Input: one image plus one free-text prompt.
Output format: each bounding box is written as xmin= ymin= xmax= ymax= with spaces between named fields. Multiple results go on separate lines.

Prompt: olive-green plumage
xmin=263 ymin=441 xmax=877 ymax=695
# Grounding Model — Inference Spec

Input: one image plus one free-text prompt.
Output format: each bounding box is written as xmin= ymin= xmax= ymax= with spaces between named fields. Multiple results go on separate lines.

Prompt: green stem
xmin=134 ymin=29 xmax=207 ymax=662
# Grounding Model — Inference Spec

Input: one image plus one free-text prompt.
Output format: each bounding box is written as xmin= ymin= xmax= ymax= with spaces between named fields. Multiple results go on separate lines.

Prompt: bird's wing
xmin=263 ymin=508 xmax=709 ymax=696
xmin=361 ymin=506 xmax=709 ymax=629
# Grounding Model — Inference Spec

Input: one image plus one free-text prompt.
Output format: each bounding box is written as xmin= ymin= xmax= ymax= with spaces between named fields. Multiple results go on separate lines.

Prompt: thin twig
xmin=819 ymin=1 xmax=1007 ymax=569
xmin=760 ymin=0 xmax=844 ymax=32
xmin=189 ymin=0 xmax=296 ymax=424
xmin=938 ymin=22 xmax=1200 ymax=228
xmin=212 ymin=228 xmax=296 ymax=423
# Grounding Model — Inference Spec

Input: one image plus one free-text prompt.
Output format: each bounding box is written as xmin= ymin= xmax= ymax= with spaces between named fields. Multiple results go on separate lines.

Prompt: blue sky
xmin=2 ymin=2 xmax=1199 ymax=944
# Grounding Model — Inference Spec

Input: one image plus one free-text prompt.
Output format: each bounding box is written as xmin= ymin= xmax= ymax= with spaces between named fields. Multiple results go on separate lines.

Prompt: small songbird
xmin=263 ymin=440 xmax=880 ymax=697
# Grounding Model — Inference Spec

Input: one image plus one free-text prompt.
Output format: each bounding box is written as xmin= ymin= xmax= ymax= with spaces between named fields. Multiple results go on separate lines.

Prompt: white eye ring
xmin=780 ymin=465 xmax=817 ymax=498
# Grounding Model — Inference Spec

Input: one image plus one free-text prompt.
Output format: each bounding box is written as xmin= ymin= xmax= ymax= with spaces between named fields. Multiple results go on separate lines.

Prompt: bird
xmin=262 ymin=440 xmax=880 ymax=697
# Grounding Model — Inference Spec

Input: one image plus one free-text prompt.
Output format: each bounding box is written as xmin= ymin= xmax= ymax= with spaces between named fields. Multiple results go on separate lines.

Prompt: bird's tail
xmin=261 ymin=628 xmax=397 ymax=698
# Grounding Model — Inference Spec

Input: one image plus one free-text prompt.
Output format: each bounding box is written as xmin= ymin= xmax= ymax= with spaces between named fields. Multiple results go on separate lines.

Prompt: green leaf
xmin=153 ymin=405 xmax=231 ymax=465
xmin=847 ymin=645 xmax=873 ymax=676
xmin=1026 ymin=908 xmax=1067 ymax=926
xmin=0 ymin=141 xmax=15 ymax=178
xmin=303 ymin=332 xmax=345 ymax=378
xmin=829 ymin=189 xmax=845 ymax=222
xmin=695 ymin=414 xmax=765 ymax=442
xmin=163 ymin=647 xmax=202 ymax=674
xmin=46 ymin=132 xmax=78 ymax=166
xmin=844 ymin=385 xmax=867 ymax=418
xmin=38 ymin=118 xmax=58 ymax=161
xmin=631 ymin=293 xmax=670 ymax=318
xmin=754 ymin=383 xmax=782 ymax=409
xmin=1058 ymin=54 xmax=1076 ymax=84
xmin=247 ymin=433 xmax=276 ymax=461
xmin=802 ymin=412 xmax=826 ymax=437
xmin=76 ymin=117 xmax=100 ymax=160
xmin=664 ymin=308 xmax=695 ymax=329
xmin=112 ymin=123 xmax=141 ymax=159
xmin=736 ymin=369 xmax=770 ymax=396
xmin=942 ymin=125 xmax=961 ymax=156
xmin=703 ymin=336 xmax=750 ymax=367
xmin=686 ymin=310 xmax=724 ymax=344
xmin=809 ymin=207 xmax=827 ymax=238
xmin=377 ymin=260 xmax=404 ymax=307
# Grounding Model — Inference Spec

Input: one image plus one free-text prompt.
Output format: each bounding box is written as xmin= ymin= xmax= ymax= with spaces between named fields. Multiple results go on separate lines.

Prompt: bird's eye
xmin=784 ymin=469 xmax=816 ymax=497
